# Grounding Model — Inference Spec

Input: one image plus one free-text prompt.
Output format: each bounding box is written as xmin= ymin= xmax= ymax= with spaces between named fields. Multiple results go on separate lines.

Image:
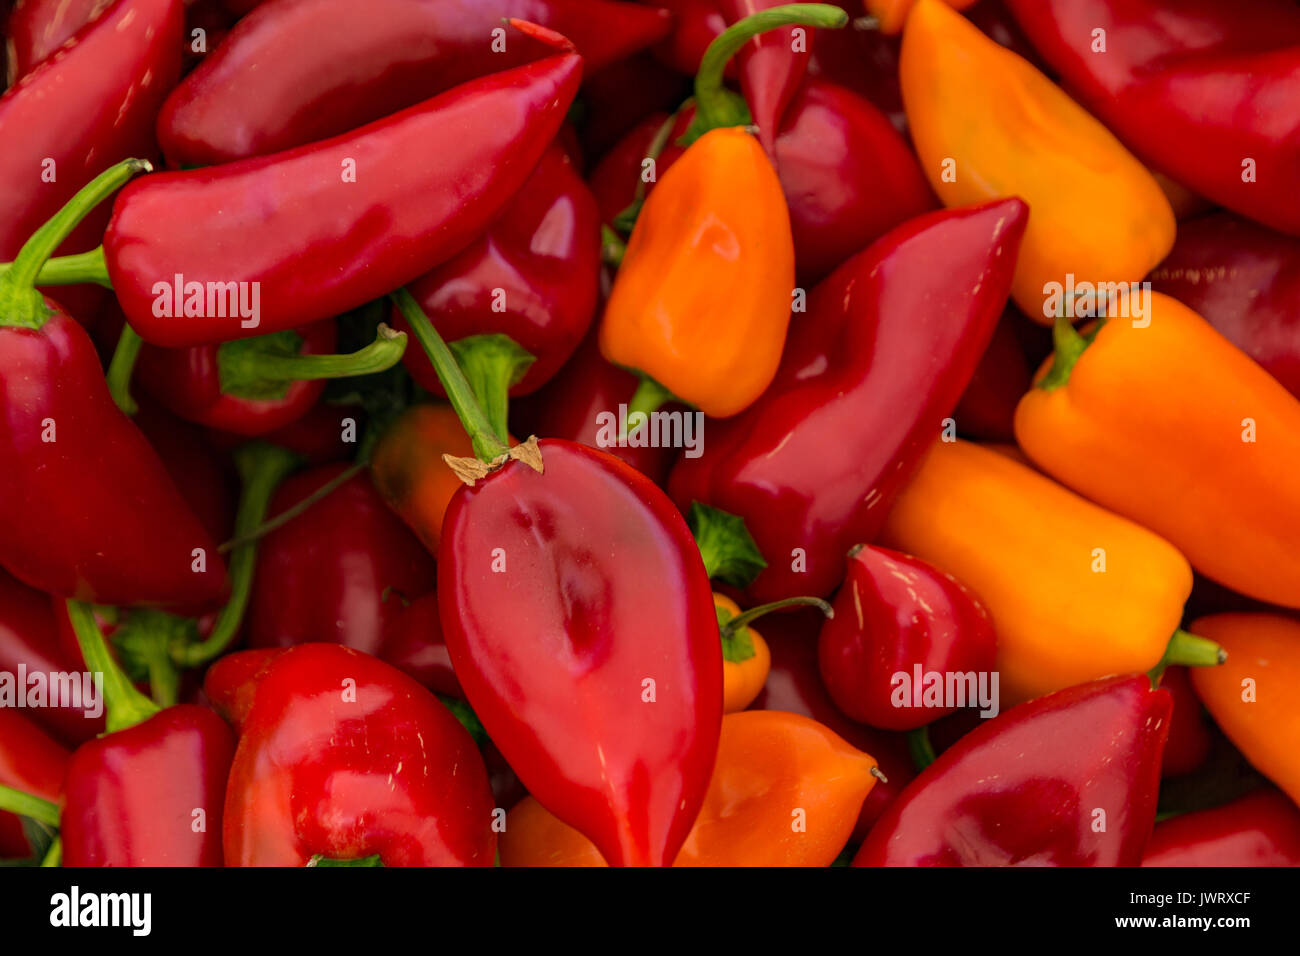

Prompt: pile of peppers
xmin=1 ymin=0 xmax=1299 ymax=871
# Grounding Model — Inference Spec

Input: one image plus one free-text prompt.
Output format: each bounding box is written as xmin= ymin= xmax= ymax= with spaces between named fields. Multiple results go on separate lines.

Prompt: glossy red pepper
xmin=104 ymin=48 xmax=583 ymax=348
xmin=0 ymin=163 xmax=229 ymax=609
xmin=394 ymin=144 xmax=600 ymax=413
xmin=379 ymin=592 xmax=461 ymax=699
xmin=1158 ymin=665 xmax=1213 ymax=779
xmin=1003 ymin=0 xmax=1300 ymax=235
xmin=818 ymin=545 xmax=997 ymax=731
xmin=1142 ymin=789 xmax=1300 ymax=867
xmin=211 ymin=643 xmax=497 ymax=866
xmin=1149 ymin=212 xmax=1300 ymax=400
xmin=439 ymin=439 xmax=722 ymax=867
xmin=670 ymin=199 xmax=1027 ymax=603
xmin=4 ymin=0 xmax=113 ymax=81
xmin=158 ymin=0 xmax=668 ymax=166
xmin=247 ymin=465 xmax=437 ymax=656
xmin=717 ymin=0 xmax=814 ymax=155
xmin=0 ymin=0 xmax=181 ymax=322
xmin=855 ymin=675 xmax=1171 ymax=866
xmin=0 ymin=709 xmax=69 ymax=859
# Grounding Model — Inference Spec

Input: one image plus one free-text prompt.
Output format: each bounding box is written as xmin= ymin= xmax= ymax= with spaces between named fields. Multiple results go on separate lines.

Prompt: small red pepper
xmin=818 ymin=545 xmax=997 ymax=731
xmin=645 ymin=0 xmax=728 ymax=74
xmin=854 ymin=675 xmax=1171 ymax=866
xmin=670 ymin=199 xmax=1027 ymax=603
xmin=1158 ymin=665 xmax=1213 ymax=779
xmin=1142 ymin=789 xmax=1300 ymax=867
xmin=158 ymin=0 xmax=668 ymax=166
xmin=210 ymin=643 xmax=497 ymax=866
xmin=0 ymin=709 xmax=69 ymax=859
xmin=378 ymin=592 xmax=462 ymax=699
xmin=716 ymin=0 xmax=814 ymax=155
xmin=0 ymin=162 xmax=229 ymax=609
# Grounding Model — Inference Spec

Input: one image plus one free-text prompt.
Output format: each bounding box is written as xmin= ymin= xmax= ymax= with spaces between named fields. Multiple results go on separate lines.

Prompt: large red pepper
xmin=1142 ymin=789 xmax=1300 ymax=867
xmin=670 ymin=199 xmax=1026 ymax=603
xmin=246 ymin=465 xmax=438 ymax=656
xmin=394 ymin=144 xmax=600 ymax=423
xmin=0 ymin=709 xmax=69 ymax=859
xmin=58 ymin=602 xmax=235 ymax=866
xmin=101 ymin=47 xmax=583 ymax=348
xmin=1003 ymin=0 xmax=1300 ymax=235
xmin=1149 ymin=212 xmax=1300 ymax=401
xmin=0 ymin=162 xmax=229 ymax=609
xmin=158 ymin=0 xmax=668 ymax=166
xmin=855 ymin=675 xmax=1170 ymax=866
xmin=209 ymin=643 xmax=497 ymax=866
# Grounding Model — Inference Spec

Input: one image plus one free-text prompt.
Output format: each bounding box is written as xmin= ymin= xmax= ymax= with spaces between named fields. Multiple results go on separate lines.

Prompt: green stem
xmin=601 ymin=224 xmax=627 ymax=267
xmin=688 ymin=4 xmax=849 ymax=143
xmin=907 ymin=726 xmax=937 ymax=772
xmin=448 ymin=333 xmax=535 ymax=446
xmin=721 ymin=596 xmax=833 ymax=637
xmin=1038 ymin=316 xmax=1102 ymax=391
xmin=171 ymin=443 xmax=300 ymax=668
xmin=625 ymin=375 xmax=675 ymax=439
xmin=218 ymin=462 xmax=363 ymax=554
xmin=106 ymin=325 xmax=145 ymax=415
xmin=0 ymin=248 xmax=113 ymax=288
xmin=0 ymin=159 xmax=148 ymax=329
xmin=0 ymin=785 xmax=60 ymax=828
xmin=390 ymin=288 xmax=509 ymax=463
xmin=65 ymin=600 xmax=160 ymax=734
xmin=1150 ymin=629 xmax=1226 ymax=683
xmin=40 ymin=836 xmax=63 ymax=867
xmin=307 ymin=854 xmax=384 ymax=867
xmin=219 ymin=324 xmax=408 ymax=400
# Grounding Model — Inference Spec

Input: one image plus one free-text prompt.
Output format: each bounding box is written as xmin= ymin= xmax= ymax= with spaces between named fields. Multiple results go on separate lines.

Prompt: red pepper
xmin=952 ymin=309 xmax=1032 ymax=442
xmin=394 ymin=144 xmax=600 ymax=419
xmin=4 ymin=0 xmax=114 ymax=81
xmin=576 ymin=52 xmax=690 ymax=159
xmin=749 ymin=605 xmax=916 ymax=839
xmin=379 ymin=592 xmax=461 ymax=699
xmin=59 ymin=602 xmax=235 ymax=866
xmin=855 ymin=675 xmax=1171 ymax=866
xmin=1149 ymin=212 xmax=1300 ymax=401
xmin=670 ymin=199 xmax=1027 ymax=603
xmin=158 ymin=0 xmax=668 ymax=166
xmin=717 ymin=0 xmax=814 ymax=155
xmin=1003 ymin=0 xmax=1300 ymax=235
xmin=210 ymin=643 xmax=497 ymax=865
xmin=0 ymin=0 xmax=182 ymax=322
xmin=0 ymin=709 xmax=69 ymax=859
xmin=818 ymin=545 xmax=997 ymax=731
xmin=246 ymin=465 xmax=438 ymax=656
xmin=1142 ymin=789 xmax=1300 ymax=867
xmin=103 ymin=48 xmax=583 ymax=348
xmin=645 ymin=0 xmax=728 ymax=74
xmin=1158 ymin=665 xmax=1213 ymax=779
xmin=206 ymin=399 xmax=364 ymax=466
xmin=0 ymin=162 xmax=229 ymax=609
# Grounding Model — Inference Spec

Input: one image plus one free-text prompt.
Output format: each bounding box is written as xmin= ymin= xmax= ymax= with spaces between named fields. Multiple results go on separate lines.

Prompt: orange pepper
xmin=713 ymin=593 xmax=771 ymax=714
xmin=899 ymin=0 xmax=1174 ymax=320
xmin=879 ymin=439 xmax=1192 ymax=705
xmin=1190 ymin=614 xmax=1300 ymax=805
xmin=500 ymin=711 xmax=878 ymax=866
xmin=368 ymin=403 xmax=477 ymax=553
xmin=865 ymin=0 xmax=976 ymax=35
xmin=1015 ymin=291 xmax=1300 ymax=609
xmin=599 ymin=126 xmax=795 ymax=418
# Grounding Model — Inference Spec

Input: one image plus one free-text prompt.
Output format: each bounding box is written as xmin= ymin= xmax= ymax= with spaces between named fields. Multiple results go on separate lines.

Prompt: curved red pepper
xmin=670 ymin=199 xmax=1027 ymax=603
xmin=438 ymin=439 xmax=722 ymax=867
xmin=1149 ymin=212 xmax=1300 ymax=400
xmin=247 ymin=465 xmax=437 ymax=656
xmin=212 ymin=643 xmax=497 ymax=865
xmin=818 ymin=545 xmax=996 ymax=731
xmin=0 ymin=709 xmax=69 ymax=858
xmin=717 ymin=0 xmax=814 ymax=155
xmin=1142 ymin=789 xmax=1300 ymax=867
xmin=158 ymin=0 xmax=667 ymax=166
xmin=1003 ymin=0 xmax=1300 ymax=235
xmin=106 ymin=51 xmax=583 ymax=348
xmin=854 ymin=675 xmax=1171 ymax=866
xmin=1158 ymin=665 xmax=1213 ymax=779
xmin=61 ymin=704 xmax=234 ymax=865
xmin=395 ymin=144 xmax=600 ymax=403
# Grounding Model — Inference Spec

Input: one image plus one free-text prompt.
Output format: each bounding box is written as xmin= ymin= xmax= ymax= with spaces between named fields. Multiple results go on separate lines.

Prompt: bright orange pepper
xmin=713 ymin=593 xmax=771 ymax=714
xmin=880 ymin=439 xmax=1192 ymax=705
xmin=1015 ymin=291 xmax=1300 ymax=610
xmin=899 ymin=0 xmax=1175 ymax=320
xmin=866 ymin=0 xmax=976 ymax=35
xmin=500 ymin=711 xmax=878 ymax=866
xmin=599 ymin=126 xmax=795 ymax=418
xmin=1191 ymin=614 xmax=1300 ymax=805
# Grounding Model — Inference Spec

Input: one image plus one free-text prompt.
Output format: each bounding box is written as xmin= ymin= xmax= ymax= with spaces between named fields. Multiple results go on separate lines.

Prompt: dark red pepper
xmin=576 ymin=52 xmax=690 ymax=159
xmin=670 ymin=199 xmax=1027 ymax=603
xmin=644 ymin=0 xmax=728 ymax=75
xmin=1158 ymin=665 xmax=1213 ymax=779
xmin=818 ymin=545 xmax=997 ymax=731
xmin=952 ymin=309 xmax=1032 ymax=442
xmin=379 ymin=592 xmax=461 ymax=699
xmin=158 ymin=0 xmax=668 ymax=166
xmin=1142 ymin=789 xmax=1300 ymax=867
xmin=0 ymin=709 xmax=69 ymax=859
xmin=855 ymin=675 xmax=1171 ymax=866
xmin=717 ymin=0 xmax=814 ymax=156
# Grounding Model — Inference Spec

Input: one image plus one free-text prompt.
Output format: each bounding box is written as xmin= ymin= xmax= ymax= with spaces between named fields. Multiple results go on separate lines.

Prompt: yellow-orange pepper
xmin=599 ymin=126 xmax=795 ymax=418
xmin=899 ymin=0 xmax=1175 ymax=320
xmin=713 ymin=593 xmax=772 ymax=713
xmin=866 ymin=0 xmax=975 ymax=35
xmin=879 ymin=439 xmax=1192 ymax=705
xmin=1191 ymin=614 xmax=1300 ymax=805
xmin=1016 ymin=292 xmax=1300 ymax=610
xmin=499 ymin=711 xmax=878 ymax=866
